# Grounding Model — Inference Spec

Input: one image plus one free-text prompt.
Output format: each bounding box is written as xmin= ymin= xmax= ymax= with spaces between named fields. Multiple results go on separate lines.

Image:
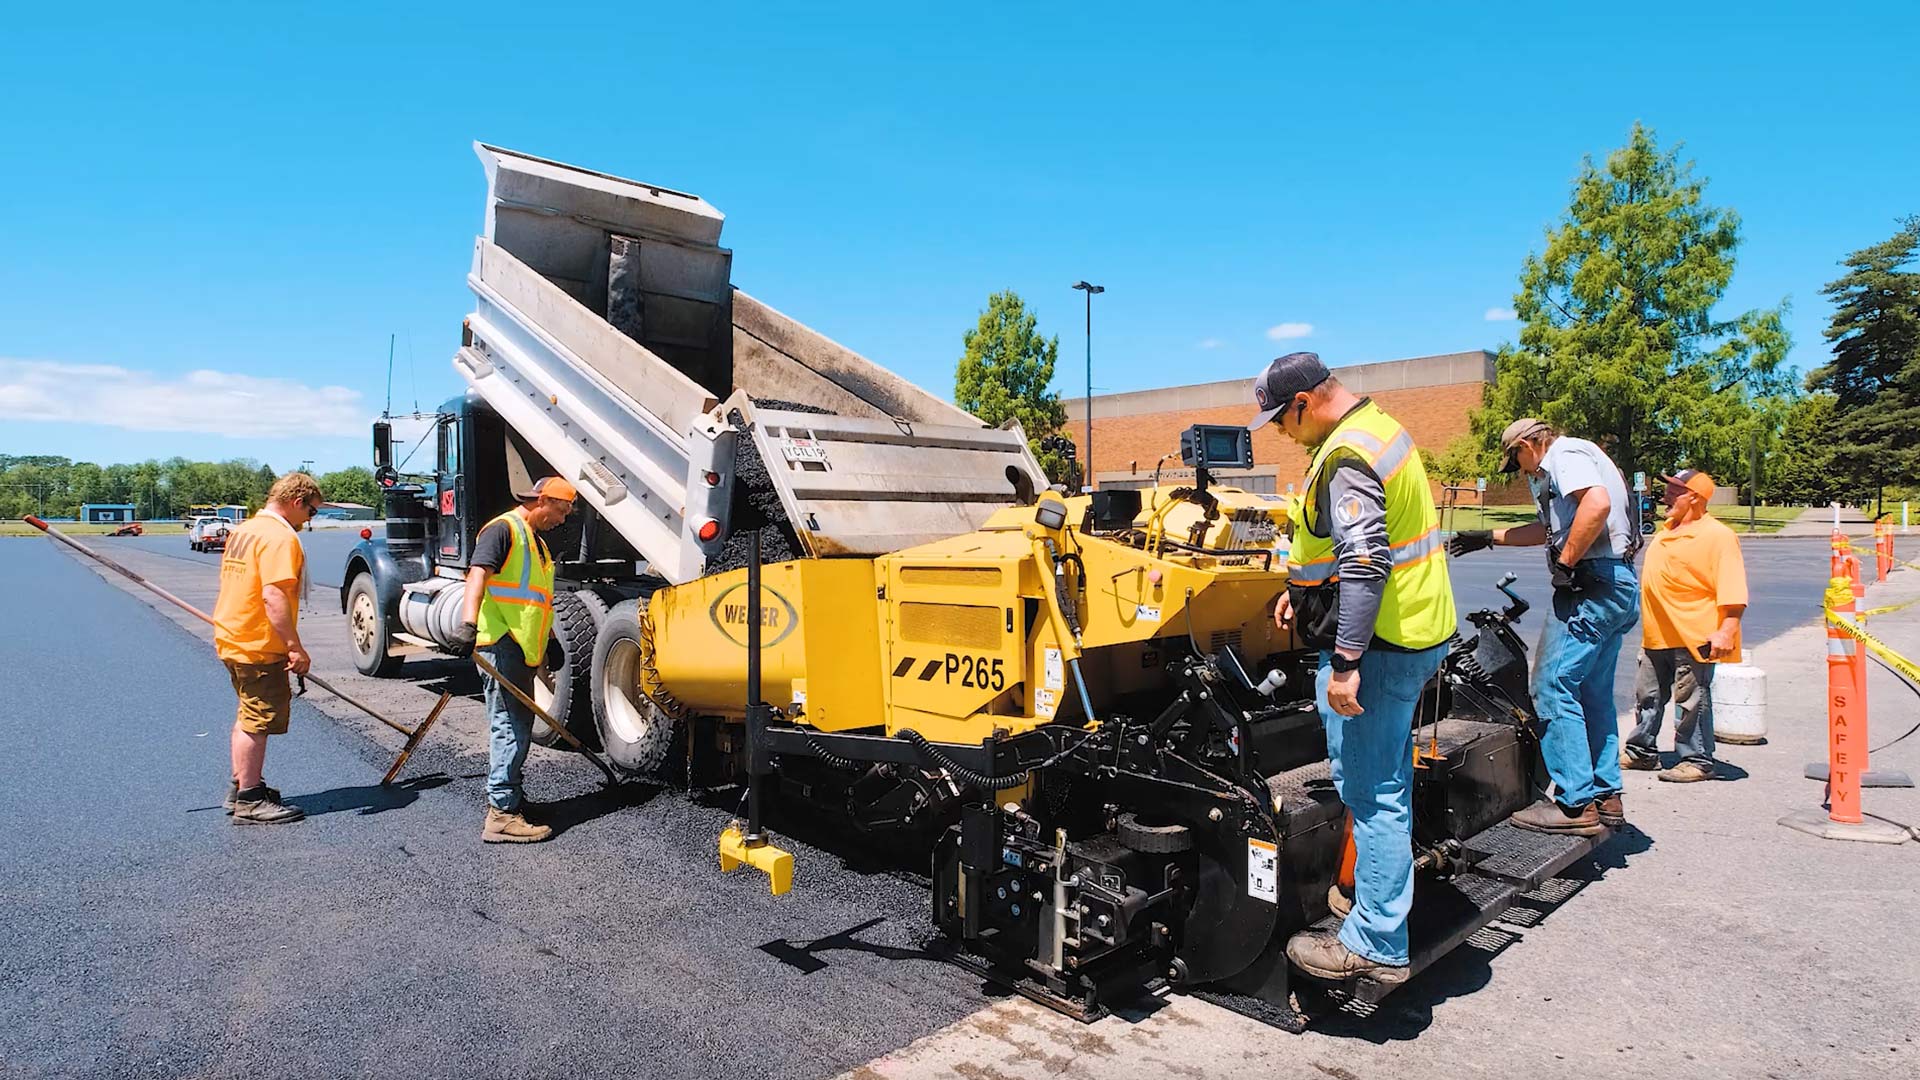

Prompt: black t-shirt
xmin=472 ymin=520 xmax=514 ymax=573
xmin=473 ymin=517 xmax=551 ymax=574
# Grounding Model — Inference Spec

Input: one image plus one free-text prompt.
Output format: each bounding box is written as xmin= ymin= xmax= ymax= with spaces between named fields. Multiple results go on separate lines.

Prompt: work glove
xmin=1447 ymin=529 xmax=1494 ymax=557
xmin=448 ymin=620 xmax=477 ymax=657
xmin=1548 ymin=548 xmax=1579 ymax=594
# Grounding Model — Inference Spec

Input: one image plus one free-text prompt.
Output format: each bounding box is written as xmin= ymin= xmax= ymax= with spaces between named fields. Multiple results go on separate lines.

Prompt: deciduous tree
xmin=1476 ymin=123 xmax=1794 ymax=482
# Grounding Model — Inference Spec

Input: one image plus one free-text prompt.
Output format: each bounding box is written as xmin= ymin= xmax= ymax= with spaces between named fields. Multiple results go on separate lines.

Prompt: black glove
xmin=1447 ymin=529 xmax=1494 ymax=557
xmin=1548 ymin=548 xmax=1579 ymax=593
xmin=448 ymin=620 xmax=477 ymax=657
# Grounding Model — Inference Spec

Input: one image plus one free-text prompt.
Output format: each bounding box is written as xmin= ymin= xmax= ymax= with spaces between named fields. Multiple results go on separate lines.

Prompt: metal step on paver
xmin=1459 ymin=820 xmax=1609 ymax=891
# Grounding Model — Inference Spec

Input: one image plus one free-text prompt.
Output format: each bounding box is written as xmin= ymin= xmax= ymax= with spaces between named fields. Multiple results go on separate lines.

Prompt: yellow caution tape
xmin=1825 ymin=580 xmax=1920 ymax=687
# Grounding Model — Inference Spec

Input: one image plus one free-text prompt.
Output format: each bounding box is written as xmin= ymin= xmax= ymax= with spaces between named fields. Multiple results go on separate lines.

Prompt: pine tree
xmin=954 ymin=290 xmax=1070 ymax=484
xmin=1806 ymin=218 xmax=1920 ymax=494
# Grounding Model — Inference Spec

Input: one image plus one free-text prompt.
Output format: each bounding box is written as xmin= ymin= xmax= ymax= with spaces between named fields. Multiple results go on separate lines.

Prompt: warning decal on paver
xmin=1044 ymin=647 xmax=1063 ymax=690
xmin=1248 ymin=838 xmax=1278 ymax=903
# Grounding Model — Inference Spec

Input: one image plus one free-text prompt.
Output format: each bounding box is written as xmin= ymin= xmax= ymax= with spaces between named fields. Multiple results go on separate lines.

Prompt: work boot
xmin=224 ymin=780 xmax=280 ymax=814
xmin=482 ymin=806 xmax=553 ymax=844
xmin=1595 ymin=793 xmax=1625 ymax=828
xmin=1659 ymin=760 xmax=1716 ymax=783
xmin=1285 ymin=931 xmax=1408 ymax=987
xmin=230 ymin=786 xmax=304 ymax=825
xmin=1327 ymin=882 xmax=1353 ymax=918
xmin=1509 ymin=799 xmax=1603 ymax=836
xmin=1619 ymin=750 xmax=1660 ymax=771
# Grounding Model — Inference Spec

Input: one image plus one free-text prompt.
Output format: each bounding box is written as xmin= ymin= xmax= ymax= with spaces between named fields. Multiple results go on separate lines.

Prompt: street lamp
xmin=1071 ymin=281 xmax=1104 ymax=493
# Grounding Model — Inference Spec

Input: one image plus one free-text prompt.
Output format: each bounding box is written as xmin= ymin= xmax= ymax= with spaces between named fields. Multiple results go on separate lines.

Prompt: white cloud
xmin=0 ymin=358 xmax=369 ymax=439
xmin=1484 ymin=307 xmax=1518 ymax=322
xmin=1195 ymin=338 xmax=1227 ymax=350
xmin=1265 ymin=322 xmax=1314 ymax=341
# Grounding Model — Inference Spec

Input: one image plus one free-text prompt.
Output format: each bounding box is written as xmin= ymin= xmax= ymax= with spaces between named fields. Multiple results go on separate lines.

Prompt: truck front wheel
xmin=346 ymin=573 xmax=403 ymax=677
xmin=591 ymin=598 xmax=678 ymax=773
xmin=531 ymin=589 xmax=607 ymax=750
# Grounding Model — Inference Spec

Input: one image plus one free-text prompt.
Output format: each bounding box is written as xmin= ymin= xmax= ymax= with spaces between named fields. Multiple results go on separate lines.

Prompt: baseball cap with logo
xmin=1661 ymin=469 xmax=1715 ymax=502
xmin=1498 ymin=417 xmax=1551 ymax=473
xmin=516 ymin=476 xmax=578 ymax=503
xmin=1247 ymin=352 xmax=1333 ymax=431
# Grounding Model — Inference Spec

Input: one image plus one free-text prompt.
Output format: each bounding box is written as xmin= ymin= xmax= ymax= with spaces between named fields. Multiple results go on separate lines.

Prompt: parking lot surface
xmin=2 ymin=529 xmax=1914 ymax=1079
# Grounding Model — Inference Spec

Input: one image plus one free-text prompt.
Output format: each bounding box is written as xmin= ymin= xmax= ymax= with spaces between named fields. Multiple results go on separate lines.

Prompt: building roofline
xmin=1064 ymin=349 xmax=1494 ymax=422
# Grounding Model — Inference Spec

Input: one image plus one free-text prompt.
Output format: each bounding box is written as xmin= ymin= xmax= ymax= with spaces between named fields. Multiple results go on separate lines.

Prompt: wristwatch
xmin=1329 ymin=652 xmax=1363 ymax=674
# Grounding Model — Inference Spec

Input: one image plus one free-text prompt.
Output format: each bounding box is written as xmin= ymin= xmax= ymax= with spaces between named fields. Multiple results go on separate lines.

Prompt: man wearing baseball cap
xmin=453 ymin=476 xmax=577 ymax=842
xmin=1447 ymin=418 xmax=1639 ymax=835
xmin=1622 ymin=469 xmax=1746 ymax=782
xmin=1255 ymin=352 xmax=1457 ymax=987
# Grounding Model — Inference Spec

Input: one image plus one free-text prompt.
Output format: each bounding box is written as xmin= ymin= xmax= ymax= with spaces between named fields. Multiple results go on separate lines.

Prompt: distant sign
xmin=1476 ymin=476 xmax=1487 ymax=493
xmin=1634 ymin=471 xmax=1647 ymax=492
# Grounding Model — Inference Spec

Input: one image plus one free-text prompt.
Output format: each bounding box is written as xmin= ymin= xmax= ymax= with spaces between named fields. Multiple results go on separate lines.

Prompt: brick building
xmin=1062 ymin=350 xmax=1513 ymax=501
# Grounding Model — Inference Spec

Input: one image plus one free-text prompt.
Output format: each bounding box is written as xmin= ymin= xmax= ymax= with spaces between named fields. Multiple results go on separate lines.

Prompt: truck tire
xmin=346 ymin=572 xmax=403 ymax=678
xmin=591 ymin=597 xmax=678 ymax=773
xmin=531 ymin=589 xmax=607 ymax=750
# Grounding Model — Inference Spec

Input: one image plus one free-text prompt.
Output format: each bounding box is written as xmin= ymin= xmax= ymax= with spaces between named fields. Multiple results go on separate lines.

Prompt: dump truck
xmin=342 ymin=145 xmax=1610 ymax=1030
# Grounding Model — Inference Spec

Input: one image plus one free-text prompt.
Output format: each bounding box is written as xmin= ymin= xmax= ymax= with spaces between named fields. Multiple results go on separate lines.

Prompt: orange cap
xmin=516 ymin=476 xmax=578 ymax=503
xmin=1661 ymin=469 xmax=1715 ymax=502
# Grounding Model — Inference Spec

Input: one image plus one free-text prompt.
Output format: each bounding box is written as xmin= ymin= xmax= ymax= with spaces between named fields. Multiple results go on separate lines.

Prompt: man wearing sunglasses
xmin=213 ymin=472 xmax=326 ymax=825
xmin=1622 ymin=469 xmax=1745 ymax=782
xmin=453 ymin=476 xmax=577 ymax=844
xmin=1255 ymin=352 xmax=1457 ymax=987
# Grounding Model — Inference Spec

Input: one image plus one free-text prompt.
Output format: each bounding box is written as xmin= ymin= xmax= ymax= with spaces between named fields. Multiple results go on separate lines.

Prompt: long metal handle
xmin=469 ymin=649 xmax=622 ymax=787
xmin=26 ymin=515 xmax=417 ymax=738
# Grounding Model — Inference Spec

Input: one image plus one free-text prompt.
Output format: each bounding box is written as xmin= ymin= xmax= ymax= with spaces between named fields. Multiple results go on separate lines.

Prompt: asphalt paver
xmin=0 ymin=540 xmax=984 ymax=1080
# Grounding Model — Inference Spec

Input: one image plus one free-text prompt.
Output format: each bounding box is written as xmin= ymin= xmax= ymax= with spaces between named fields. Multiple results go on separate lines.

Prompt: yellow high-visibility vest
xmin=1288 ymin=401 xmax=1456 ymax=650
xmin=475 ymin=510 xmax=555 ymax=666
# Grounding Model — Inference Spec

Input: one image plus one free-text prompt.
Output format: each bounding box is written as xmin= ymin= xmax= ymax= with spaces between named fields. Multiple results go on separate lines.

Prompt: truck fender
xmin=339 ymin=538 xmax=426 ymax=616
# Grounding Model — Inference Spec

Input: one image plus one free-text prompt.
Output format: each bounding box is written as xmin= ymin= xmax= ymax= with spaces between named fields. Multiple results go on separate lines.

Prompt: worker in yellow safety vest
xmin=1255 ymin=352 xmax=1456 ymax=987
xmin=453 ymin=476 xmax=576 ymax=844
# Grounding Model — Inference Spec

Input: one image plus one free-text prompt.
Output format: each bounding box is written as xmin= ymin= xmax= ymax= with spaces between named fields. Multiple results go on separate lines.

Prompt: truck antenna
xmin=384 ymin=333 xmax=396 ymax=419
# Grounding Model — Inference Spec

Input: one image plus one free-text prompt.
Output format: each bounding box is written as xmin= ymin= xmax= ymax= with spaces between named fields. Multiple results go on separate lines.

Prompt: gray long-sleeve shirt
xmin=1321 ymin=454 xmax=1390 ymax=653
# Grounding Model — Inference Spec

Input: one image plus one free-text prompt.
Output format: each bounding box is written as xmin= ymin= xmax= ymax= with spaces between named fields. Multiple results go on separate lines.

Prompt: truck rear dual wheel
xmin=530 ymin=589 xmax=607 ymax=751
xmin=590 ymin=598 xmax=678 ymax=773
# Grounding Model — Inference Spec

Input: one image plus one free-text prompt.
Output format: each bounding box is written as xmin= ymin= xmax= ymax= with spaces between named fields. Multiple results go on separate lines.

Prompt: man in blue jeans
xmin=1253 ymin=353 xmax=1458 ymax=984
xmin=1448 ymin=418 xmax=1638 ymax=835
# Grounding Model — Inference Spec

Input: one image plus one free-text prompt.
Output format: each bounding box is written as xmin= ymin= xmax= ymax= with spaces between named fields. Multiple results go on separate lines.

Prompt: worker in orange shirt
xmin=1623 ymin=470 xmax=1747 ymax=783
xmin=212 ymin=472 xmax=326 ymax=823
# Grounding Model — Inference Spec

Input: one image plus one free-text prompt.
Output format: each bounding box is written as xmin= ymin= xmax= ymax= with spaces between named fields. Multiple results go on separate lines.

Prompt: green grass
xmin=0 ymin=520 xmax=184 ymax=536
xmin=1439 ymin=504 xmax=1805 ymax=535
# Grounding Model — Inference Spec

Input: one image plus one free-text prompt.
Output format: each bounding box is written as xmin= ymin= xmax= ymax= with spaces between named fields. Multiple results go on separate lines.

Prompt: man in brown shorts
xmin=212 ymin=472 xmax=324 ymax=824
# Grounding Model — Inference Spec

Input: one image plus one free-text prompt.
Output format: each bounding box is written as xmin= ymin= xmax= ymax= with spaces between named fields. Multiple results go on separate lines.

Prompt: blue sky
xmin=2 ymin=2 xmax=1915 ymax=472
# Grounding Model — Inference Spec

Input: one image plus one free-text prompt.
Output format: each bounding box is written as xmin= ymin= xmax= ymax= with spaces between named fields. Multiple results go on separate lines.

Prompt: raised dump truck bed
xmin=460 ymin=144 xmax=1043 ymax=583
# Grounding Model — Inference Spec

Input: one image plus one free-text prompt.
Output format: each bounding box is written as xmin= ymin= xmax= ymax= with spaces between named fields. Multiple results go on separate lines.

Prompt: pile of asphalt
xmin=703 ymin=398 xmax=834 ymax=575
xmin=0 ymin=542 xmax=987 ymax=1080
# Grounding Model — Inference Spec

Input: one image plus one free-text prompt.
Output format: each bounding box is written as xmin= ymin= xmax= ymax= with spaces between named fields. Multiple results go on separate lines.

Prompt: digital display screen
xmin=1205 ymin=429 xmax=1241 ymax=461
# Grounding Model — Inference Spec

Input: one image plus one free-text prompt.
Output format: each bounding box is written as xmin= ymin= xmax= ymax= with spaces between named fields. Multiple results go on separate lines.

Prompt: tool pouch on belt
xmin=1288 ymin=581 xmax=1341 ymax=651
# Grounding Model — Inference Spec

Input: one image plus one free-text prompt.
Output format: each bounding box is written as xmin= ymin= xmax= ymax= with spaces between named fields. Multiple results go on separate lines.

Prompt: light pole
xmin=1071 ymin=281 xmax=1104 ymax=493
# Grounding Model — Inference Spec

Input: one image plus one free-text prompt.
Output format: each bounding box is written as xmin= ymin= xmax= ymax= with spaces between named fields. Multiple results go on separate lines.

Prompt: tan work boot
xmin=483 ymin=806 xmax=553 ymax=844
xmin=231 ymin=787 xmax=304 ymax=825
xmin=1285 ymin=931 xmax=1408 ymax=986
xmin=1327 ymin=882 xmax=1353 ymax=918
xmin=1659 ymin=760 xmax=1716 ymax=783
xmin=1595 ymin=793 xmax=1625 ymax=827
xmin=224 ymin=780 xmax=280 ymax=814
xmin=1620 ymin=751 xmax=1660 ymax=771
xmin=1509 ymin=798 xmax=1604 ymax=836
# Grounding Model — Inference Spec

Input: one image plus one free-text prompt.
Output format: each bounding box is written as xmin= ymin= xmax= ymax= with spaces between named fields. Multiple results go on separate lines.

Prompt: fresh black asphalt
xmin=0 ymin=530 xmax=1845 ymax=1078
xmin=0 ymin=539 xmax=984 ymax=1080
